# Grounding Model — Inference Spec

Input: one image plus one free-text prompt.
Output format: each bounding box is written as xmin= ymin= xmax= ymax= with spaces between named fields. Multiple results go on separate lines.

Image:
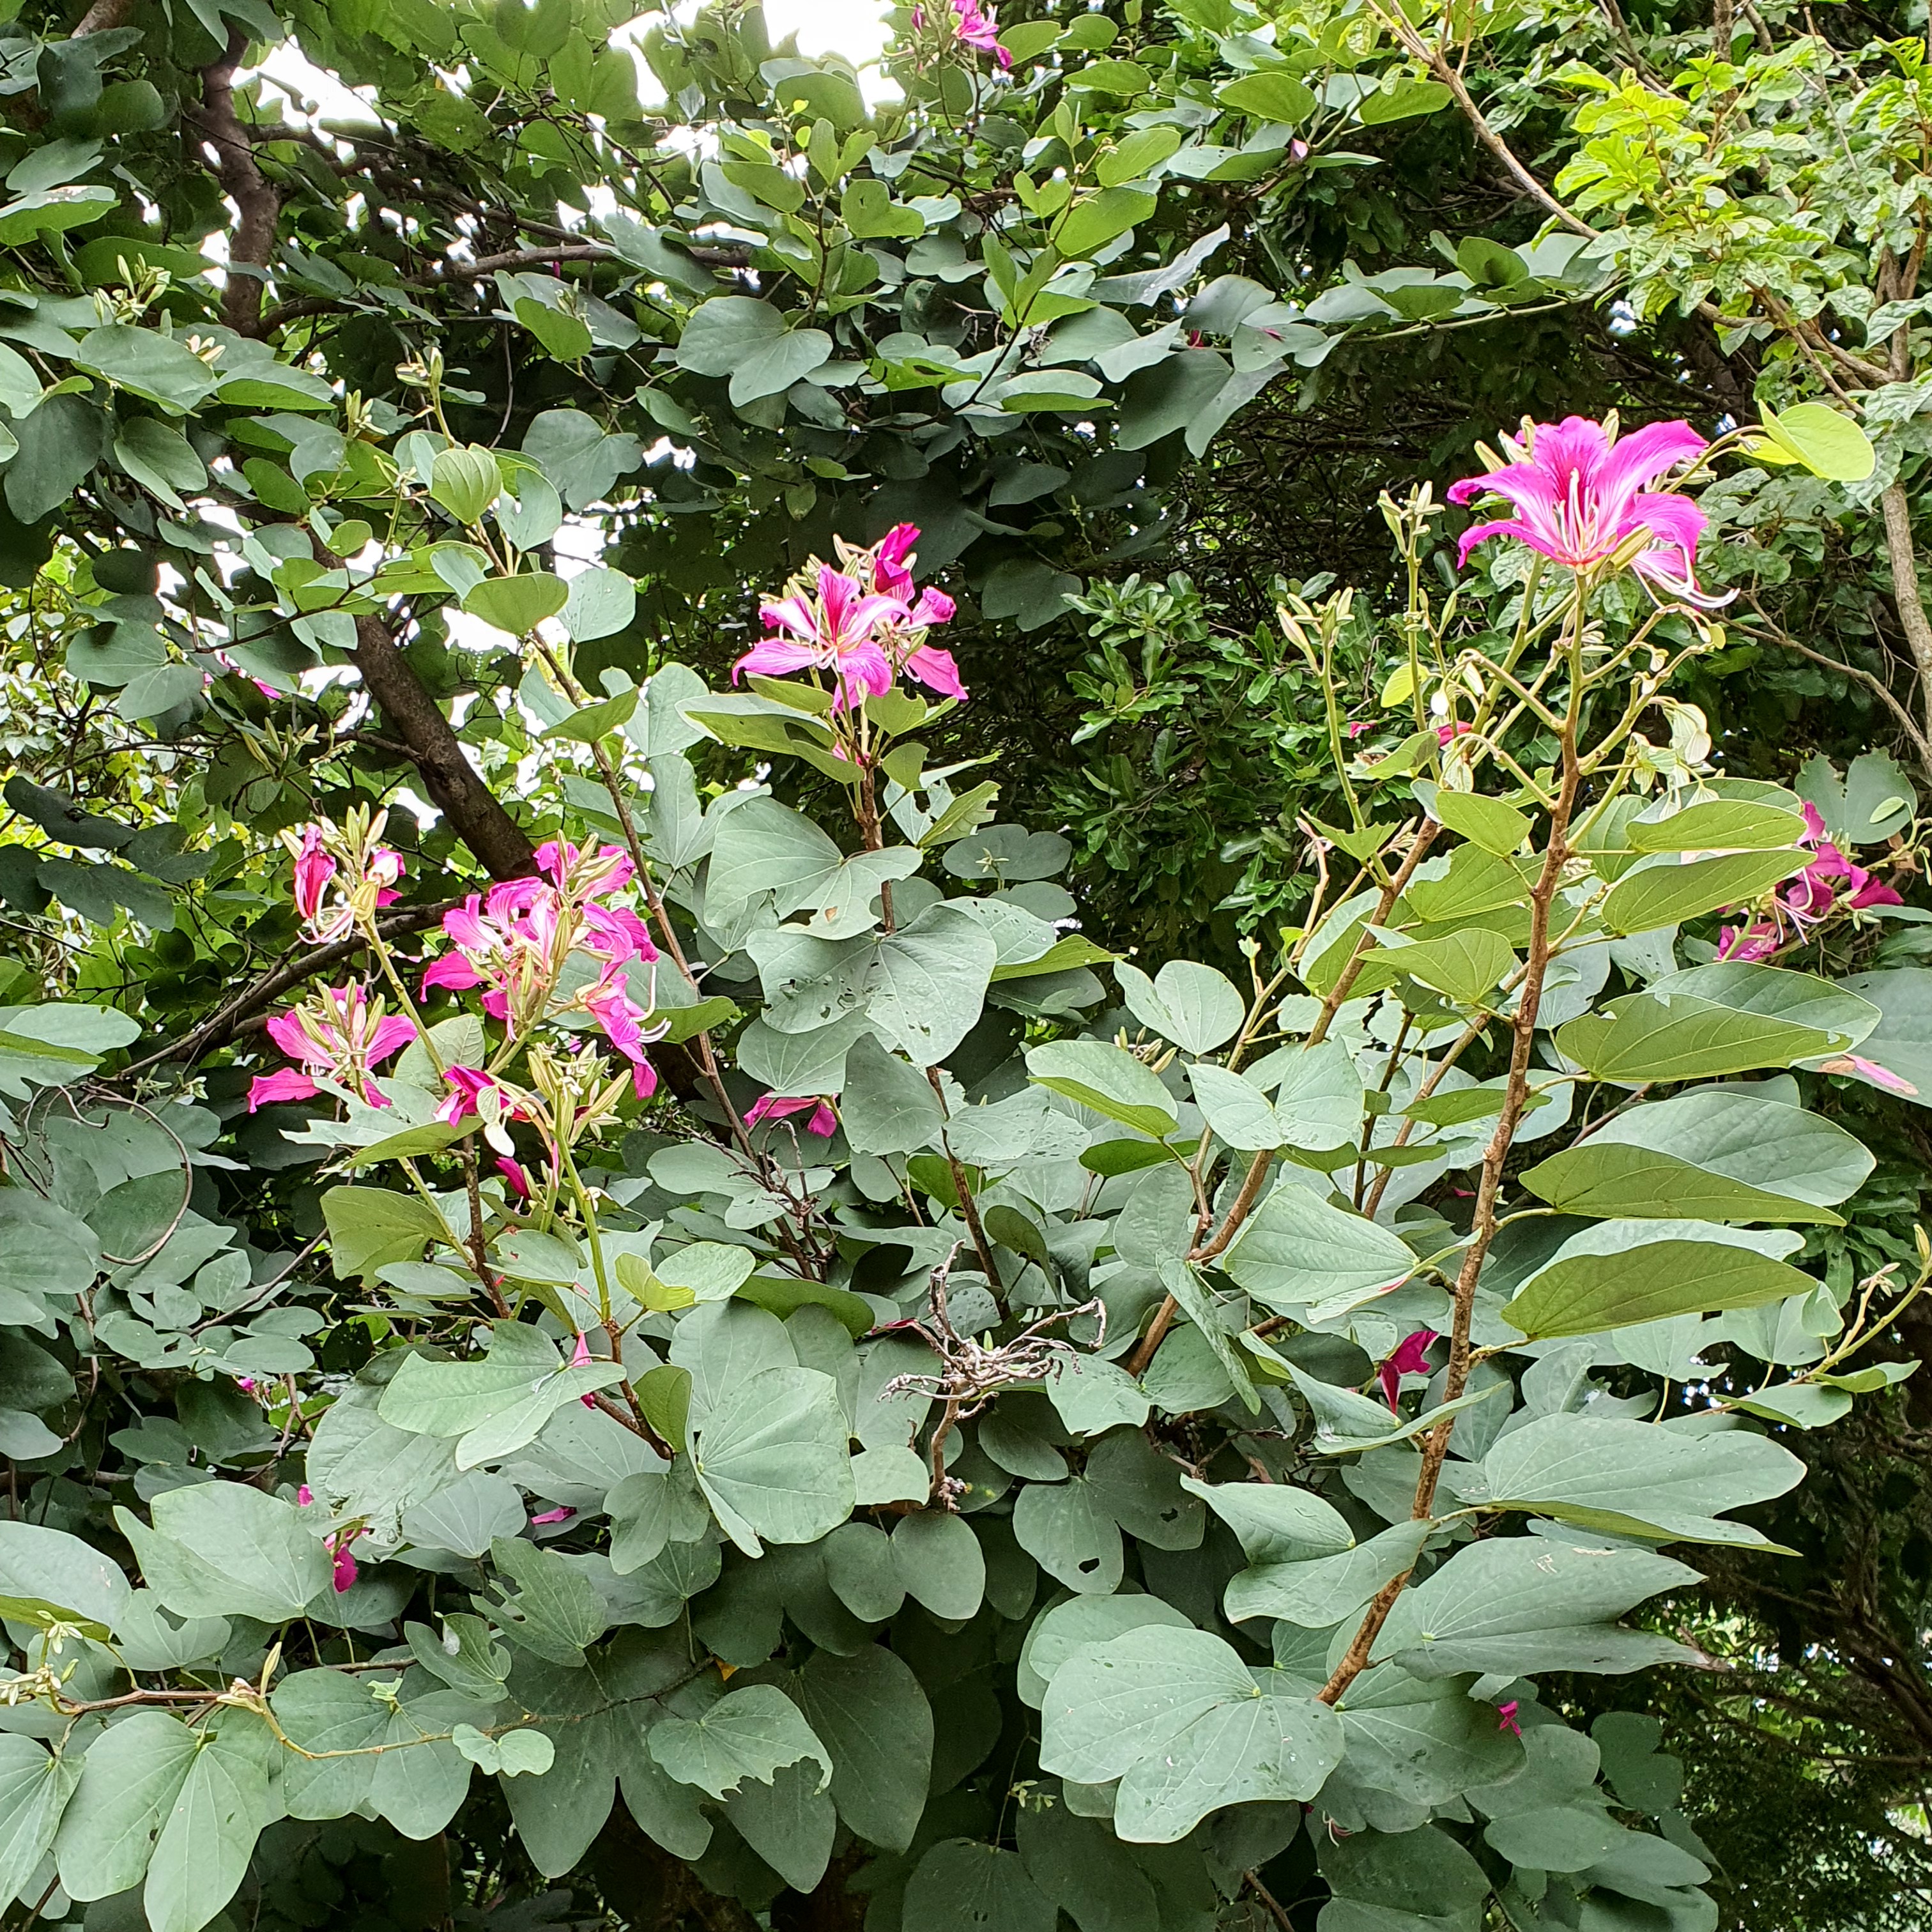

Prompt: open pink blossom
xmin=1376 ymin=1328 xmax=1438 ymax=1413
xmin=1449 ymin=417 xmax=1723 ymax=604
xmin=737 ymin=564 xmax=901 ymax=709
xmin=866 ymin=525 xmax=968 ymax=698
xmin=951 ymin=0 xmax=1011 ymax=64
xmin=285 ymin=825 xmax=404 ymax=943
xmin=537 ymin=838 xmax=635 ymax=900
xmin=247 ymin=981 xmax=417 ymax=1112
xmin=746 ymin=1092 xmax=838 ymax=1136
xmin=1782 ymin=802 xmax=1903 ymax=927
xmin=1718 ymin=921 xmax=1781 ymax=962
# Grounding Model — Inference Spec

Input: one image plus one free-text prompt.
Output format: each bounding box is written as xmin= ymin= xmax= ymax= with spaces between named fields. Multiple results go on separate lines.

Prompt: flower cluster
xmin=247 ymin=981 xmax=417 ymax=1112
xmin=908 ymin=0 xmax=1011 ymax=66
xmin=422 ymin=839 xmax=663 ymax=1098
xmin=1719 ymin=802 xmax=1903 ymax=962
xmin=735 ymin=523 xmax=966 ymax=710
xmin=1450 ymin=416 xmax=1726 ymax=606
xmin=284 ymin=815 xmax=404 ymax=946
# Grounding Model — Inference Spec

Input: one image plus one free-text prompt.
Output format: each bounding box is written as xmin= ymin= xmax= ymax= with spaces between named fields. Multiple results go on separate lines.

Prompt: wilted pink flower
xmin=1347 ymin=721 xmax=1374 ymax=739
xmin=1449 ymin=417 xmax=1723 ymax=604
xmin=1377 ymin=1328 xmax=1438 ymax=1413
xmin=247 ymin=981 xmax=417 ymax=1112
xmin=327 ymin=1526 xmax=362 ymax=1593
xmin=951 ymin=0 xmax=1011 ymax=65
xmin=746 ymin=1092 xmax=839 ymax=1136
xmin=496 ymin=1155 xmax=532 ymax=1202
xmin=1497 ymin=1700 xmax=1522 ymax=1738
xmin=1436 ymin=722 xmax=1472 ymax=747
xmin=530 ymin=1506 xmax=576 ymax=1526
xmin=297 ymin=1484 xmax=314 ymax=1506
xmin=1818 ymin=1053 xmax=1920 ymax=1096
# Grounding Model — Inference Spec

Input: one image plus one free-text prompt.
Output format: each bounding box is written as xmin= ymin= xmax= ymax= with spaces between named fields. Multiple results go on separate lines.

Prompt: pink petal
xmin=365 ymin=1016 xmax=419 ymax=1064
xmin=297 ymin=1484 xmax=314 ymax=1506
xmin=249 ymin=1069 xmax=320 ymax=1112
xmin=807 ymin=1101 xmax=838 ymax=1136
xmin=904 ymin=643 xmax=968 ymax=700
xmin=530 ymin=1506 xmax=576 ymax=1526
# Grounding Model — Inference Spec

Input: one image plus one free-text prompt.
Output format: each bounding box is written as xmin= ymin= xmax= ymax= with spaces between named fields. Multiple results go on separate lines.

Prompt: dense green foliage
xmin=5 ymin=0 xmax=1932 ymax=1926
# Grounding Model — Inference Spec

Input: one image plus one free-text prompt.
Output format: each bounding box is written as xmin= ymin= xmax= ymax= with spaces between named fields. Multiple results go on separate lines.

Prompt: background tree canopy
xmin=4 ymin=0 xmax=1932 ymax=1926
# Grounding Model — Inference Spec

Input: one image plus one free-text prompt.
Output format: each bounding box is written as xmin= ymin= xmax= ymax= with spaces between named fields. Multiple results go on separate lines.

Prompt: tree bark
xmin=351 ymin=615 xmax=536 ymax=881
xmin=1880 ymin=482 xmax=1932 ymax=739
xmin=190 ymin=27 xmax=280 ymax=337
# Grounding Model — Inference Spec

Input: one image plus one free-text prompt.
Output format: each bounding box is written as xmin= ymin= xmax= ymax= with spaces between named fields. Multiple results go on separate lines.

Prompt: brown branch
xmin=1880 ymin=482 xmax=1932 ymax=740
xmin=72 ymin=0 xmax=138 ymax=30
xmin=188 ymin=27 xmax=281 ymax=337
xmin=351 ymin=614 xmax=536 ymax=882
xmin=1738 ymin=613 xmax=1932 ymax=772
xmin=114 ymin=900 xmax=461 ymax=1080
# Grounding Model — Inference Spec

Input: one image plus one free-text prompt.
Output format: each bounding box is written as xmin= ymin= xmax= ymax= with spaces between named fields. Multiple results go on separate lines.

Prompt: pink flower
xmin=571 ymin=1331 xmax=600 ymax=1407
xmin=247 ymin=981 xmax=417 ymax=1112
xmin=1436 ymin=722 xmax=1472 ymax=746
xmin=234 ymin=1377 xmax=257 ymax=1393
xmin=297 ymin=1485 xmax=314 ymax=1506
xmin=951 ymin=0 xmax=1011 ymax=63
xmin=738 ymin=564 xmax=902 ymax=710
xmin=1779 ymin=802 xmax=1905 ymax=931
xmin=1819 ymin=1053 xmax=1921 ymax=1096
xmin=1347 ymin=721 xmax=1374 ymax=739
xmin=291 ymin=827 xmax=336 ymax=930
xmin=327 ymin=1527 xmax=362 ymax=1593
xmin=746 ymin=1092 xmax=839 ymax=1136
xmin=1497 ymin=1700 xmax=1522 ymax=1738
xmin=536 ymin=839 xmax=634 ymax=900
xmin=1718 ymin=921 xmax=1781 ymax=962
xmin=530 ymin=1506 xmax=576 ymax=1526
xmin=1449 ymin=417 xmax=1723 ymax=604
xmin=496 ymin=1156 xmax=531 ymax=1202
xmin=1377 ymin=1328 xmax=1438 ymax=1413
xmin=436 ymin=1064 xmax=519 ymax=1128
xmin=284 ymin=825 xmax=405 ymax=942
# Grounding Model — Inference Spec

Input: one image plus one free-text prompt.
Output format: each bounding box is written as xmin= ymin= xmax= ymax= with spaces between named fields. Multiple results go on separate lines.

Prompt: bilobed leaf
xmin=321 ymin=1186 xmax=447 ymax=1282
xmin=1180 ymin=1475 xmax=1354 ymax=1565
xmin=1017 ymin=1594 xmax=1195 ymax=1708
xmin=905 ymin=1841 xmax=1056 ymax=1932
xmin=462 ymin=572 xmax=569 ymax=636
xmin=648 ymin=1684 xmax=831 ymax=1799
xmin=0 ymin=1521 xmax=132 ymax=1632
xmin=691 ymin=1366 xmax=855 ymax=1555
xmin=1013 ymin=1475 xmax=1123 ymax=1595
xmin=1216 ymin=70 xmax=1317 ymax=120
xmin=1026 ymin=1039 xmax=1178 ymax=1138
xmin=142 ymin=1716 xmax=272 ymax=1932
xmin=1432 ymin=789 xmax=1531 ymax=854
xmin=55 ymin=1708 xmax=199 ymax=1902
xmin=1038 ymin=1624 xmax=1344 ymax=1841
xmin=1188 ymin=1062 xmax=1283 ymax=1149
xmin=1332 ymin=1666 xmax=1524 ymax=1804
xmin=1370 ymin=1538 xmax=1701 ymax=1677
xmin=1474 ymin=1413 xmax=1804 ymax=1546
xmin=1222 ymin=1184 xmax=1418 ymax=1320
xmin=1753 ymin=400 xmax=1875 ymax=482
xmin=1115 ymin=959 xmax=1245 ymax=1054
xmin=1352 ymin=928 xmax=1518 ymax=1006
xmin=1224 ymin=1519 xmax=1434 ymax=1629
xmin=1626 ymin=799 xmax=1807 ymax=852
xmin=794 ymin=1645 xmax=933 ymax=1853
xmin=116 ymin=1481 xmax=332 ymax=1621
xmin=1502 ymin=1221 xmax=1816 ymax=1339
xmin=892 ymin=1509 xmax=985 ymax=1618
xmin=0 ymin=1736 xmax=79 ymax=1909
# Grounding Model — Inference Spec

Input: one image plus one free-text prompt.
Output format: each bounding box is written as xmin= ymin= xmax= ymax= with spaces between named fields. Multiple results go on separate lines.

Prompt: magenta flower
xmin=234 ymin=1376 xmax=257 ymax=1394
xmin=327 ymin=1526 xmax=362 ymax=1593
xmin=297 ymin=1484 xmax=314 ymax=1506
xmin=530 ymin=1505 xmax=576 ymax=1526
xmin=291 ymin=827 xmax=337 ymax=931
xmin=737 ymin=564 xmax=903 ymax=709
xmin=951 ymin=0 xmax=1011 ymax=65
xmin=866 ymin=525 xmax=967 ymax=698
xmin=496 ymin=1155 xmax=532 ymax=1203
xmin=247 ymin=981 xmax=417 ymax=1112
xmin=1449 ymin=417 xmax=1722 ymax=604
xmin=572 ymin=1330 xmax=600 ymax=1407
xmin=1436 ymin=722 xmax=1472 ymax=747
xmin=284 ymin=824 xmax=404 ymax=943
xmin=1496 ymin=1700 xmax=1522 ymax=1738
xmin=1820 ymin=1053 xmax=1920 ymax=1096
xmin=1717 ymin=921 xmax=1781 ymax=962
xmin=1782 ymin=804 xmax=1903 ymax=928
xmin=1376 ymin=1328 xmax=1438 ymax=1413
xmin=746 ymin=1092 xmax=839 ymax=1136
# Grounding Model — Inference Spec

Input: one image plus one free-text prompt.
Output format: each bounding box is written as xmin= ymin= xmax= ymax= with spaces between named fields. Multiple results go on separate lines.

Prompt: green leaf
xmin=540 ymin=687 xmax=638 ymax=744
xmin=1555 ymin=993 xmax=1853 ymax=1082
xmin=794 ymin=1645 xmax=933 ymax=1853
xmin=1225 ymin=1521 xmax=1432 ymax=1629
xmin=1115 ymin=959 xmax=1245 ymax=1054
xmin=488 ymin=1534 xmax=609 ymax=1665
xmin=321 ymin=1186 xmax=448 ymax=1282
xmin=674 ymin=295 xmax=786 ymax=377
xmin=1332 ymin=1667 xmax=1524 ymax=1805
xmin=54 ymin=1708 xmax=199 ymax=1904
xmin=1502 ymin=1222 xmax=1815 ymax=1338
xmin=428 ymin=444 xmax=502 ymax=525
xmin=1796 ymin=750 xmax=1917 ymax=846
xmin=1013 ymin=1475 xmax=1124 ymax=1595
xmin=1215 ymin=70 xmax=1317 ymax=121
xmin=0 ymin=1521 xmax=130 ymax=1631
xmin=1056 ymin=187 xmax=1158 ymax=259
xmin=1026 ymin=1039 xmax=1178 ymax=1138
xmin=0 ymin=184 xmax=116 ymax=245
xmin=516 ymin=296 xmax=594 ymax=361
xmin=116 ymin=1481 xmax=332 ymax=1621
xmin=1598 ymin=850 xmax=1805 ymax=933
xmin=142 ymin=1717 xmax=272 ymax=1932
xmin=1181 ymin=1475 xmax=1354 ymax=1566
xmin=1016 ymin=1798 xmax=1160 ymax=1932
xmin=73 ymin=325 xmax=217 ymax=412
xmin=1370 ymin=1538 xmax=1701 ymax=1678
xmin=1519 ymin=1141 xmax=1848 ymax=1224
xmin=1432 ymin=789 xmax=1531 ymax=854
xmin=1473 ymin=1414 xmax=1803 ymax=1546
xmin=730 ymin=325 xmax=834 ymax=406
xmin=1037 ymin=1625 xmax=1345 ymax=1842
xmin=1222 ymin=1184 xmax=1418 ymax=1321
xmin=1752 ymin=399 xmax=1876 ymax=481
xmin=1625 ymin=799 xmax=1808 ymax=853
xmin=892 ymin=1510 xmax=985 ymax=1618
xmin=647 ymin=1683 xmax=831 ymax=1800
xmin=1356 ymin=77 xmax=1453 ymax=122
xmin=378 ymin=1329 xmax=627 ymax=1468
xmin=1017 ymin=1594 xmax=1195 ymax=1708
xmin=1186 ymin=1062 xmax=1282 ymax=1149
xmin=463 ymin=572 xmax=569 ymax=636
xmin=905 ymin=1841 xmax=1056 ymax=1932
xmin=1352 ymin=928 xmax=1518 ymax=1006
xmin=0 ymin=1736 xmax=79 ymax=1910
xmin=839 ymin=1032 xmax=946 ymax=1154
xmin=114 ymin=418 xmax=206 ymax=510
xmin=691 ymin=1366 xmax=855 ymax=1555
xmin=560 ymin=566 xmax=636 ymax=642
